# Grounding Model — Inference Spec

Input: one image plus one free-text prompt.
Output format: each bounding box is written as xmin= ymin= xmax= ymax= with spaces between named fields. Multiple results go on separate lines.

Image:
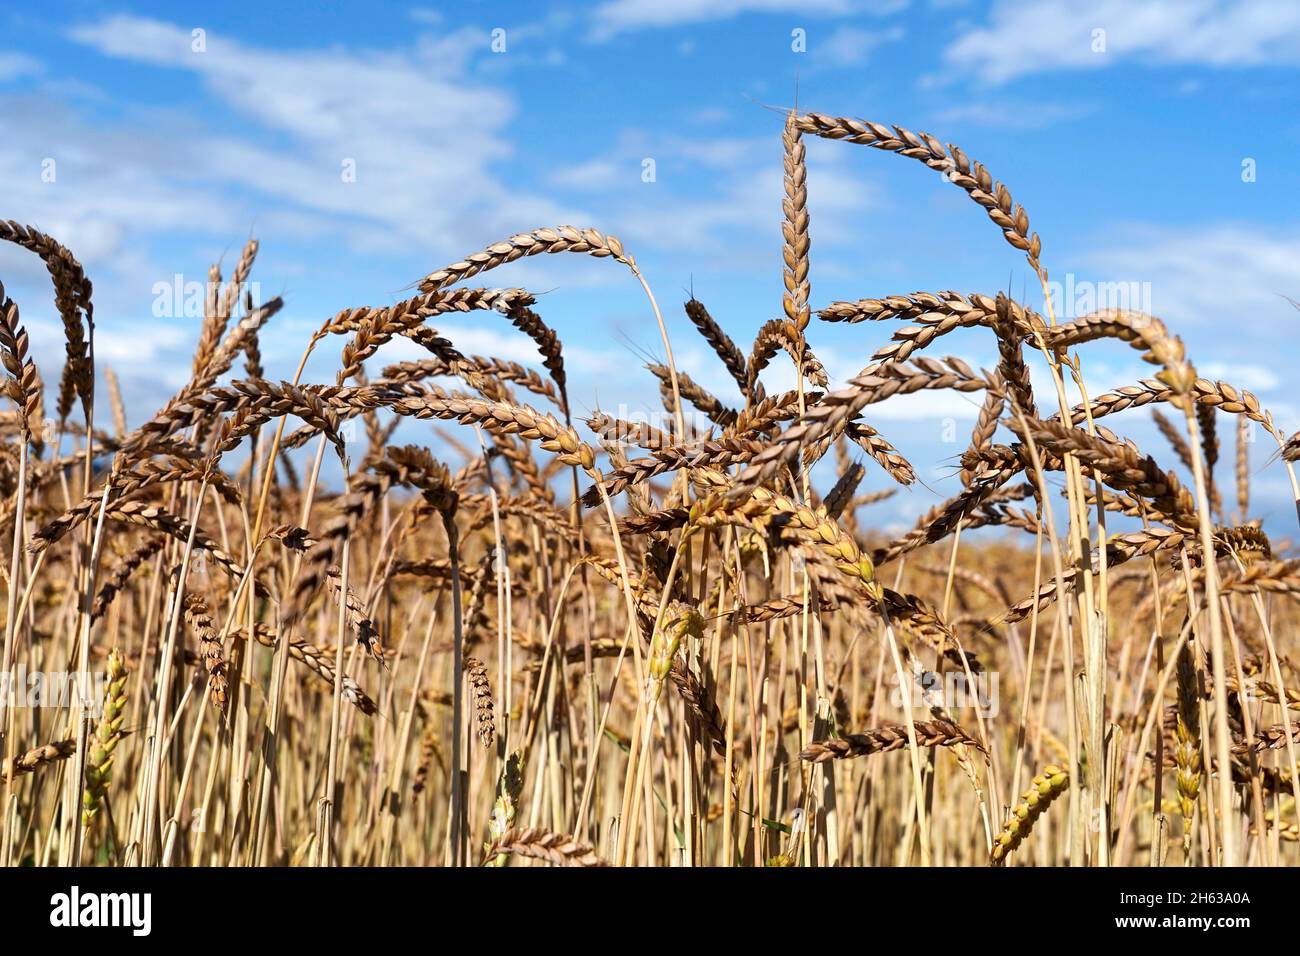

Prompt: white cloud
xmin=932 ymin=99 xmax=1094 ymax=130
xmin=539 ymin=132 xmax=880 ymax=277
xmin=0 ymin=52 xmax=41 ymax=82
xmin=408 ymin=7 xmax=442 ymax=26
xmin=1083 ymin=224 xmax=1300 ymax=333
xmin=944 ymin=0 xmax=1300 ymax=84
xmin=686 ymin=107 xmax=732 ymax=125
xmin=0 ymin=15 xmax=613 ymax=419
xmin=863 ymin=388 xmax=984 ymax=421
xmin=1200 ymin=361 xmax=1280 ymax=393
xmin=0 ymin=90 xmax=251 ymax=304
xmin=547 ymin=158 xmax=632 ymax=192
xmin=590 ymin=0 xmax=885 ymax=39
xmin=377 ymin=321 xmax=558 ymax=370
xmin=820 ymin=25 xmax=905 ymax=66
xmin=65 ymin=15 xmax=576 ymax=256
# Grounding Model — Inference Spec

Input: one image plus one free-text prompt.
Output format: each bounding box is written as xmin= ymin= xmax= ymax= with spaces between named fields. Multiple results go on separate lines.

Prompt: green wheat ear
xmin=484 ymin=751 xmax=524 ymax=867
xmin=990 ymin=765 xmax=1070 ymax=866
xmin=83 ymin=647 xmax=128 ymax=828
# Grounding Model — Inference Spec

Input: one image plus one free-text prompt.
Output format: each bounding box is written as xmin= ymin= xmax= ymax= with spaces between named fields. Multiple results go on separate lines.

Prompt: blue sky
xmin=2 ymin=0 xmax=1299 ymax=533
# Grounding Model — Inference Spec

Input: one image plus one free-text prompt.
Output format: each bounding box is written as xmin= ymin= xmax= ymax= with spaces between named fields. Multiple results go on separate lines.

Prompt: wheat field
xmin=1 ymin=109 xmax=1298 ymax=868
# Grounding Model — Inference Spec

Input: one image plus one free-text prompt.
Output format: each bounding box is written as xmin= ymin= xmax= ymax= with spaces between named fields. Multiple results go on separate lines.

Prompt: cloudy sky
xmin=2 ymin=0 xmax=1298 ymax=533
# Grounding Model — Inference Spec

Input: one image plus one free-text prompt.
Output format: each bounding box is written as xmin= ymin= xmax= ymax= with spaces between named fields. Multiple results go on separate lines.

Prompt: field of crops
xmin=1 ymin=110 xmax=1298 ymax=868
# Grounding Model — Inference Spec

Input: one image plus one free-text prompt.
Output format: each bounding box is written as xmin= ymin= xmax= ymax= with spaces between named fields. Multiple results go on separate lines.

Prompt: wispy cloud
xmin=1083 ymin=223 xmax=1300 ymax=331
xmin=818 ymin=24 xmax=905 ymax=66
xmin=66 ymin=15 xmax=575 ymax=256
xmin=1029 ymin=222 xmax=1300 ymax=437
xmin=589 ymin=0 xmax=877 ymax=40
xmin=538 ymin=132 xmax=880 ymax=276
xmin=932 ymin=99 xmax=1095 ymax=130
xmin=0 ymin=52 xmax=41 ymax=81
xmin=407 ymin=7 xmax=443 ymax=27
xmin=944 ymin=0 xmax=1300 ymax=84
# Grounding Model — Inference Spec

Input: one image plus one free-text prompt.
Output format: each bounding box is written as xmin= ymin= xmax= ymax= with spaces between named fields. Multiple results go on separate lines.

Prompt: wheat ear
xmin=183 ymin=594 xmax=229 ymax=714
xmin=990 ymin=765 xmax=1069 ymax=865
xmin=82 ymin=648 xmax=127 ymax=826
xmin=463 ymin=656 xmax=496 ymax=749
xmin=481 ymin=826 xmax=610 ymax=867
xmin=2 ymin=739 xmax=76 ymax=781
xmin=1174 ymin=639 xmax=1202 ymax=856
